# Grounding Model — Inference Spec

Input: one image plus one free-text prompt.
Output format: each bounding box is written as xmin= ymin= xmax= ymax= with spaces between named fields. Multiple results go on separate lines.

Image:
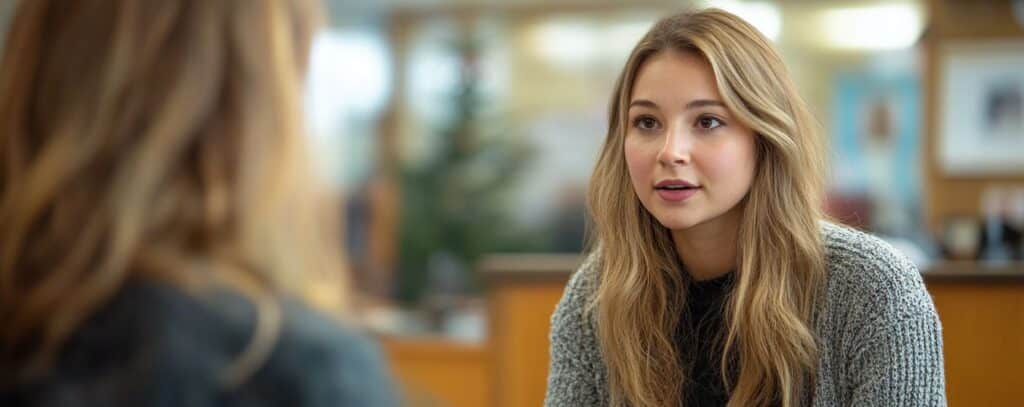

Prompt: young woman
xmin=545 ymin=9 xmax=945 ymax=407
xmin=0 ymin=0 xmax=397 ymax=405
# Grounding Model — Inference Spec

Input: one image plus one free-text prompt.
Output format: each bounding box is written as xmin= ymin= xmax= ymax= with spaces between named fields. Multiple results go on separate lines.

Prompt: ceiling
xmin=327 ymin=0 xmax=918 ymax=14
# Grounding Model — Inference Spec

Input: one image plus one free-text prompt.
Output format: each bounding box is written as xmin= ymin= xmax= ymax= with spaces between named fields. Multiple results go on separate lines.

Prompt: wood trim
xmin=379 ymin=335 xmax=492 ymax=407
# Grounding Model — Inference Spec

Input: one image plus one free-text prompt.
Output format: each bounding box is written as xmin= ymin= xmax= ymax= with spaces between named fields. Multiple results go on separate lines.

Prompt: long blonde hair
xmin=0 ymin=0 xmax=348 ymax=385
xmin=588 ymin=9 xmax=828 ymax=407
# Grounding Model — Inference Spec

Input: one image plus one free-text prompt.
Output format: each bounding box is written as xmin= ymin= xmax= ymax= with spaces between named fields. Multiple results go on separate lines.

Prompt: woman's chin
xmin=653 ymin=214 xmax=704 ymax=231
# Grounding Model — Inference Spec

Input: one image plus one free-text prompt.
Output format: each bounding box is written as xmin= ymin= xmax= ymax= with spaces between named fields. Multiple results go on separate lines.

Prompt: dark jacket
xmin=3 ymin=280 xmax=400 ymax=407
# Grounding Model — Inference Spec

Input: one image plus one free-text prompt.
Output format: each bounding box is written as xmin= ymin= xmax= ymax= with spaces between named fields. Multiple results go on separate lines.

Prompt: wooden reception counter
xmin=481 ymin=256 xmax=1024 ymax=407
xmin=920 ymin=261 xmax=1024 ymax=406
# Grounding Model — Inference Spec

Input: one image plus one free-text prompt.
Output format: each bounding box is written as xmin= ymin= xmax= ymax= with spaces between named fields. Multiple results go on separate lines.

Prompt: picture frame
xmin=938 ymin=40 xmax=1024 ymax=175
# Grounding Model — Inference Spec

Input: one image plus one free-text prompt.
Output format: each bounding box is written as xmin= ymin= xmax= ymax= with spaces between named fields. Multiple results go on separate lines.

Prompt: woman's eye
xmin=634 ymin=117 xmax=659 ymax=130
xmin=697 ymin=116 xmax=723 ymax=130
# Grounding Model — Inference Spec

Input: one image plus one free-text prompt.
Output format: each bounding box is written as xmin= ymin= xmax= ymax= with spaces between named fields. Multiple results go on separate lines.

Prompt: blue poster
xmin=831 ymin=72 xmax=922 ymax=235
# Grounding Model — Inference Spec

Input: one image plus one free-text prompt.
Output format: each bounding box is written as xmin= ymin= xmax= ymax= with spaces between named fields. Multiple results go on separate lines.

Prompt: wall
xmin=923 ymin=0 xmax=1024 ymax=233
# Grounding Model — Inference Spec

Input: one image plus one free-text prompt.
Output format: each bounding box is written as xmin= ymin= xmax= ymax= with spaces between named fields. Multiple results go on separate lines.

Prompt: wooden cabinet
xmin=482 ymin=254 xmax=579 ymax=407
xmin=380 ymin=336 xmax=492 ymax=407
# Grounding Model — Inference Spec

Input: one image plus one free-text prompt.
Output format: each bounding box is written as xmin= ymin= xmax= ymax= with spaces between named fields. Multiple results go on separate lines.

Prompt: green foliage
xmin=395 ymin=38 xmax=542 ymax=305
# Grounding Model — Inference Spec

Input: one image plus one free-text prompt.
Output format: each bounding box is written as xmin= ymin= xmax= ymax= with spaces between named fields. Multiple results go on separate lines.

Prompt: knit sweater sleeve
xmin=544 ymin=255 xmax=607 ymax=407
xmin=841 ymin=247 xmax=946 ymax=406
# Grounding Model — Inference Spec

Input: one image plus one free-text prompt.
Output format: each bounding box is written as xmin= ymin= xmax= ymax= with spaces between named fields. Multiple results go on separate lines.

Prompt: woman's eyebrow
xmin=684 ymin=99 xmax=725 ymax=110
xmin=629 ymin=99 xmax=658 ymax=109
xmin=628 ymin=98 xmax=725 ymax=110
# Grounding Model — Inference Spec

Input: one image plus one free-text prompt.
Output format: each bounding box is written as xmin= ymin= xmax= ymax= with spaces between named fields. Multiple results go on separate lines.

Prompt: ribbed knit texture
xmin=545 ymin=222 xmax=946 ymax=406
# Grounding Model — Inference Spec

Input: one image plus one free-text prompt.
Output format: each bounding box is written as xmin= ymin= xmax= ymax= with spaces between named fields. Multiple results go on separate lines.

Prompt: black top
xmin=678 ymin=272 xmax=734 ymax=406
xmin=2 ymin=280 xmax=400 ymax=407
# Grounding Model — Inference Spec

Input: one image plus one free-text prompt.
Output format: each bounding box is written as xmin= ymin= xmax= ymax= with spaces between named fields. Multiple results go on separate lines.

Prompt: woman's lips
xmin=655 ymin=186 xmax=700 ymax=202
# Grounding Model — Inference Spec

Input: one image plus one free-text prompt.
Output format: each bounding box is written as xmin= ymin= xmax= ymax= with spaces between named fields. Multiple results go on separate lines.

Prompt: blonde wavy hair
xmin=587 ymin=9 xmax=828 ymax=407
xmin=0 ymin=0 xmax=348 ymax=386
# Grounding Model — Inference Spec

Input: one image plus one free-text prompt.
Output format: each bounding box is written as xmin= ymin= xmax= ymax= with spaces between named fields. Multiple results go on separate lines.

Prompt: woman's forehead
xmin=630 ymin=50 xmax=722 ymax=109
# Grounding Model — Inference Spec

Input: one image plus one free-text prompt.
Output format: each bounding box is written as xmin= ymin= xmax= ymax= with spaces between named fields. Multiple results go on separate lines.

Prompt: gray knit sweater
xmin=545 ymin=222 xmax=946 ymax=406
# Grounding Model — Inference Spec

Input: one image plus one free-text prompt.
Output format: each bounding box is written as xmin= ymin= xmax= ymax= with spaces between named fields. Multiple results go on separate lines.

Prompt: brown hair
xmin=0 ymin=0 xmax=348 ymax=386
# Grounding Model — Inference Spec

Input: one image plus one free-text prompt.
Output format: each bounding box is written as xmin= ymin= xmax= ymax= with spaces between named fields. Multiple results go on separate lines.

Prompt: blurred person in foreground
xmin=545 ymin=9 xmax=944 ymax=407
xmin=0 ymin=0 xmax=398 ymax=405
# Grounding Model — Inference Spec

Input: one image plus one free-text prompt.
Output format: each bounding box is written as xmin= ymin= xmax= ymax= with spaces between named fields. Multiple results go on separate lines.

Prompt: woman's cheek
xmin=701 ymin=140 xmax=756 ymax=194
xmin=624 ymin=139 xmax=651 ymax=188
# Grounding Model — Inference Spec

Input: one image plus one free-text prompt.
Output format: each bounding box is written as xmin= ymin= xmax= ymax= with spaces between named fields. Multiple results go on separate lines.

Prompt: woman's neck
xmin=671 ymin=206 xmax=742 ymax=281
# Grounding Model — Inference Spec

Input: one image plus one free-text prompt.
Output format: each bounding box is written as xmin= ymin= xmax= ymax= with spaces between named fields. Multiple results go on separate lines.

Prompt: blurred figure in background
xmin=0 ymin=0 xmax=397 ymax=405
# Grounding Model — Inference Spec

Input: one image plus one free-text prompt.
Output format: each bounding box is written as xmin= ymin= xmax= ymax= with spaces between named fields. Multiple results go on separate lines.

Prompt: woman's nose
xmin=657 ymin=124 xmax=692 ymax=166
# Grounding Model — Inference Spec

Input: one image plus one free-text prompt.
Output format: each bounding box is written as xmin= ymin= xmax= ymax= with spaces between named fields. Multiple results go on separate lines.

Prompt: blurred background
xmin=3 ymin=0 xmax=1023 ymax=405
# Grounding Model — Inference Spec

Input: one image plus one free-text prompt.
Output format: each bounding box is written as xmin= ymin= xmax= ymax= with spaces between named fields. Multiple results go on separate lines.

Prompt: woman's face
xmin=624 ymin=49 xmax=757 ymax=232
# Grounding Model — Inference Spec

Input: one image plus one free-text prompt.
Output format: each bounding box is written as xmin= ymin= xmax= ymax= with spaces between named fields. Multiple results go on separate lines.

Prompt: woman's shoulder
xmin=246 ymin=298 xmax=399 ymax=406
xmin=167 ymin=283 xmax=400 ymax=406
xmin=818 ymin=221 xmax=934 ymax=321
xmin=550 ymin=250 xmax=602 ymax=330
xmin=29 ymin=281 xmax=398 ymax=406
xmin=556 ymin=250 xmax=604 ymax=313
xmin=819 ymin=221 xmax=921 ymax=282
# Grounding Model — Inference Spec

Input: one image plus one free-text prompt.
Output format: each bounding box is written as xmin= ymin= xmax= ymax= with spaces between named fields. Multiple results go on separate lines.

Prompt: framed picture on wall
xmin=939 ymin=40 xmax=1024 ymax=175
